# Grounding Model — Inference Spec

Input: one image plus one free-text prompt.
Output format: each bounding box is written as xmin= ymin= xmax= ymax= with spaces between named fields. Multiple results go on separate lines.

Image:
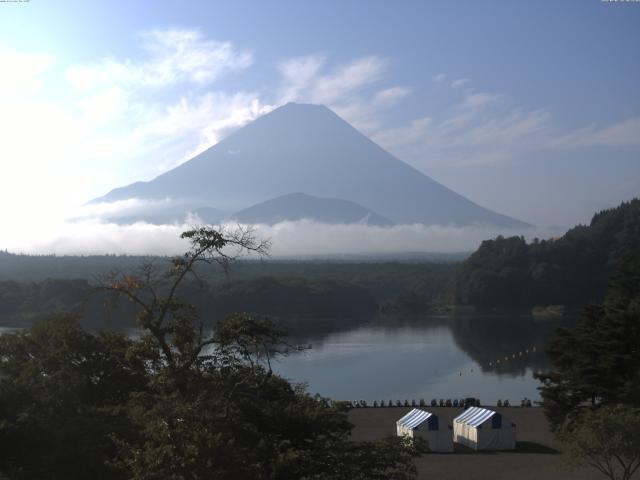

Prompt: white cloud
xmin=372 ymin=117 xmax=433 ymax=148
xmin=278 ymin=55 xmax=326 ymax=104
xmin=373 ymin=86 xmax=412 ymax=104
xmin=550 ymin=117 xmax=640 ymax=148
xmin=310 ymin=56 xmax=387 ymax=104
xmin=460 ymin=91 xmax=502 ymax=110
xmin=10 ymin=219 xmax=193 ymax=256
xmin=278 ymin=54 xmax=387 ymax=106
xmin=372 ymin=86 xmax=550 ymax=166
xmin=0 ymin=44 xmax=54 ymax=95
xmin=62 ymin=29 xmax=270 ymax=176
xmin=76 ymin=86 xmax=130 ymax=125
xmin=72 ymin=198 xmax=174 ymax=219
xmin=450 ymin=78 xmax=470 ymax=88
xmin=5 ymin=217 xmax=557 ymax=257
xmin=432 ymin=73 xmax=446 ymax=83
xmin=66 ymin=28 xmax=252 ymax=91
xmin=0 ymin=35 xmax=264 ymax=238
xmin=164 ymin=95 xmax=275 ymax=170
xmin=276 ymin=54 xmax=411 ymax=133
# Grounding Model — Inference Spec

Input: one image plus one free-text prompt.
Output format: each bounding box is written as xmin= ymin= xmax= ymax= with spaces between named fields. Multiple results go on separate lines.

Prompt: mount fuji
xmin=91 ymin=102 xmax=527 ymax=228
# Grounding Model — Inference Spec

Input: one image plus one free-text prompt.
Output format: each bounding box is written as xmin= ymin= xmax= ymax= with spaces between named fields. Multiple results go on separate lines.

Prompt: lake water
xmin=0 ymin=313 xmax=571 ymax=405
xmin=274 ymin=314 xmax=570 ymax=405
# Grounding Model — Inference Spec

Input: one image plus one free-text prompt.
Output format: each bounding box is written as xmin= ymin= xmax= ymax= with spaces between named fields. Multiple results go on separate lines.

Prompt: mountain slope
xmin=452 ymin=198 xmax=640 ymax=307
xmin=232 ymin=193 xmax=394 ymax=226
xmin=93 ymin=103 xmax=527 ymax=227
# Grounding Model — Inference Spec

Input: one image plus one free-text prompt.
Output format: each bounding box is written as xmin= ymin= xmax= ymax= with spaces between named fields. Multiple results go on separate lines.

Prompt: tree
xmin=1 ymin=226 xmax=424 ymax=479
xmin=561 ymin=405 xmax=640 ymax=480
xmin=102 ymin=226 xmax=423 ymax=479
xmin=536 ymin=251 xmax=640 ymax=432
xmin=0 ymin=314 xmax=147 ymax=479
xmin=101 ymin=225 xmax=271 ymax=378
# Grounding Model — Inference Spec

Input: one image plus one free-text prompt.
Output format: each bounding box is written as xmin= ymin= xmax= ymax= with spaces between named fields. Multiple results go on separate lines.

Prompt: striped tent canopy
xmin=397 ymin=408 xmax=433 ymax=430
xmin=454 ymin=406 xmax=496 ymax=427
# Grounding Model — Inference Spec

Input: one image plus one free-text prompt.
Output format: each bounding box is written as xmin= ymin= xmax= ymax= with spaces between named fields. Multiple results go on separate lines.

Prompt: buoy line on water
xmin=487 ymin=346 xmax=537 ymax=369
xmin=452 ymin=345 xmax=540 ymax=376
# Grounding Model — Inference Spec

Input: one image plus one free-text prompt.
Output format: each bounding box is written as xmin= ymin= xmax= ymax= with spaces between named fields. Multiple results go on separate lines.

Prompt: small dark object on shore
xmin=464 ymin=397 xmax=481 ymax=408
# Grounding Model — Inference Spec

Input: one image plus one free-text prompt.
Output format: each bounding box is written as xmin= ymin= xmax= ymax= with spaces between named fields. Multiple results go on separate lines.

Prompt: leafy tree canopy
xmin=0 ymin=227 xmax=424 ymax=479
xmin=561 ymin=405 xmax=640 ymax=480
xmin=536 ymin=250 xmax=640 ymax=432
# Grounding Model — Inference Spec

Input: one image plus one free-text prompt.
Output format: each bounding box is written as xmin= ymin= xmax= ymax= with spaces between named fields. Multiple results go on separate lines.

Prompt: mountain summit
xmin=92 ymin=102 xmax=527 ymax=227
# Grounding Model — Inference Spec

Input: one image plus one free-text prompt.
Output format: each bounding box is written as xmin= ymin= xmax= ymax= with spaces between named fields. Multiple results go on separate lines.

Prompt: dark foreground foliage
xmin=0 ymin=227 xmax=424 ymax=479
xmin=534 ymin=248 xmax=640 ymax=480
xmin=536 ymin=251 xmax=640 ymax=432
xmin=560 ymin=405 xmax=640 ymax=480
xmin=0 ymin=315 xmax=423 ymax=479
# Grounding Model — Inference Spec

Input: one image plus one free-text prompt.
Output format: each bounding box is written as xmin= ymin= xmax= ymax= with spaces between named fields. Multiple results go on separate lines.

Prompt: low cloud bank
xmin=72 ymin=198 xmax=176 ymax=219
xmin=2 ymin=217 xmax=565 ymax=257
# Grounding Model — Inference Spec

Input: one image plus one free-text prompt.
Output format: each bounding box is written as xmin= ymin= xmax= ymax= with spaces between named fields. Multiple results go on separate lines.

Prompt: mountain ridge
xmin=92 ymin=102 xmax=528 ymax=227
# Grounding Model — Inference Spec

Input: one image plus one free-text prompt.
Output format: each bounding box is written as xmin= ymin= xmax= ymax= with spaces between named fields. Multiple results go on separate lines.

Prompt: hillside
xmin=452 ymin=199 xmax=640 ymax=308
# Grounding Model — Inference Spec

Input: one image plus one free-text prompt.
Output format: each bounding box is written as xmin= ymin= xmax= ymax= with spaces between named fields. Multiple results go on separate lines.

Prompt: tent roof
xmin=397 ymin=408 xmax=433 ymax=430
xmin=454 ymin=407 xmax=497 ymax=427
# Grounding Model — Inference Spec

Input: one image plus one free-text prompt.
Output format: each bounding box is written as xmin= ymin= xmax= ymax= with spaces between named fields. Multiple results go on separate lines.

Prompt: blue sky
xmin=0 ymin=0 xmax=639 ymax=252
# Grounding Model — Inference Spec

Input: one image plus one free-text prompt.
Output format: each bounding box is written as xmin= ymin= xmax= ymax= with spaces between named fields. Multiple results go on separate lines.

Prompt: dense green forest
xmin=0 ymin=262 xmax=455 ymax=329
xmin=452 ymin=199 xmax=640 ymax=308
xmin=0 ymin=250 xmax=464 ymax=282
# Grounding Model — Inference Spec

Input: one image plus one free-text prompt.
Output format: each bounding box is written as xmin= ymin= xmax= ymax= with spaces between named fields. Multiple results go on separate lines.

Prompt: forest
xmin=452 ymin=199 xmax=640 ymax=308
xmin=0 ymin=259 xmax=455 ymax=329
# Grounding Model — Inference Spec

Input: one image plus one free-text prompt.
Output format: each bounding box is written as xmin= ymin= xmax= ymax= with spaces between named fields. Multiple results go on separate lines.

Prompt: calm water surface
xmin=274 ymin=314 xmax=570 ymax=404
xmin=0 ymin=314 xmax=571 ymax=404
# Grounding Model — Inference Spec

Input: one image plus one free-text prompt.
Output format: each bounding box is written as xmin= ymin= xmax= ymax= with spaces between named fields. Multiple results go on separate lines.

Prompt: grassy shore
xmin=348 ymin=407 xmax=605 ymax=480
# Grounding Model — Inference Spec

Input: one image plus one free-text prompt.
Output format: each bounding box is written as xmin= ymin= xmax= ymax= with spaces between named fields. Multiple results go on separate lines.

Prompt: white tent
xmin=453 ymin=406 xmax=516 ymax=450
xmin=396 ymin=408 xmax=454 ymax=452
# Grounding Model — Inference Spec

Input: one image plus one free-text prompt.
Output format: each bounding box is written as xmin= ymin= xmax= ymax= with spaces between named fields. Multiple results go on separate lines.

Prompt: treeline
xmin=452 ymin=199 xmax=640 ymax=308
xmin=203 ymin=277 xmax=376 ymax=316
xmin=0 ymin=263 xmax=456 ymax=329
xmin=0 ymin=251 xmax=147 ymax=282
xmin=0 ymin=250 xmax=462 ymax=282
